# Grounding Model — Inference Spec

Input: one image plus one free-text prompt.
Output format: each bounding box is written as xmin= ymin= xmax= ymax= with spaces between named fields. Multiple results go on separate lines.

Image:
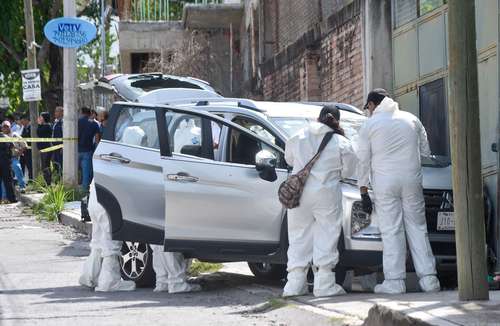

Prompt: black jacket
xmin=21 ymin=124 xmax=32 ymax=152
xmin=52 ymin=119 xmax=63 ymax=146
xmin=0 ymin=133 xmax=12 ymax=162
xmin=37 ymin=123 xmax=52 ymax=150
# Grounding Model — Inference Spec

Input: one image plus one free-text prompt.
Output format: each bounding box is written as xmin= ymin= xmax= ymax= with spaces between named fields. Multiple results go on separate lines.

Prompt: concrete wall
xmin=119 ymin=21 xmax=186 ymax=73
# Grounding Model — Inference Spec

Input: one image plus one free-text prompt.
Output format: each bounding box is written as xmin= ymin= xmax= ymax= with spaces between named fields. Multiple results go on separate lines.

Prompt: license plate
xmin=437 ymin=212 xmax=455 ymax=231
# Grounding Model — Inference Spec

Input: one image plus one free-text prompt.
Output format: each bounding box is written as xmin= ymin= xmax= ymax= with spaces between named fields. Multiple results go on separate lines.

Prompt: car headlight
xmin=351 ymin=201 xmax=371 ymax=234
xmin=350 ymin=201 xmax=382 ymax=240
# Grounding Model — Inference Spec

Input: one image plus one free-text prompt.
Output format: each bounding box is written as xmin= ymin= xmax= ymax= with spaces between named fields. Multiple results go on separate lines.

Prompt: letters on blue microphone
xmin=44 ymin=17 xmax=97 ymax=48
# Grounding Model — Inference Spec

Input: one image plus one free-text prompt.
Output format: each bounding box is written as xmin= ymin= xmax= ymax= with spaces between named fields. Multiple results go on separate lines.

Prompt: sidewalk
xmin=17 ymin=192 xmax=500 ymax=326
xmin=19 ymin=192 xmax=92 ymax=237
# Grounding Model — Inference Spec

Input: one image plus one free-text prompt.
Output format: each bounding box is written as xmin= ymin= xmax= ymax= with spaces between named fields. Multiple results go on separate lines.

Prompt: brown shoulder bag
xmin=278 ymin=132 xmax=334 ymax=209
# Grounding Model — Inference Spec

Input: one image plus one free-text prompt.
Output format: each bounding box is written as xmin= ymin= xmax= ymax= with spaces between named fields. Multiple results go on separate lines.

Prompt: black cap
xmin=364 ymin=88 xmax=389 ymax=109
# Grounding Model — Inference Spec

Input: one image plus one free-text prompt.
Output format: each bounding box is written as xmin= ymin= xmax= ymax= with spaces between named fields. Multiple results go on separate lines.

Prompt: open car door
xmin=157 ymin=106 xmax=289 ymax=262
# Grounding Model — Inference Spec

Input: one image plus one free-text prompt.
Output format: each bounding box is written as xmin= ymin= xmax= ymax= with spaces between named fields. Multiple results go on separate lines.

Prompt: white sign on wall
xmin=21 ymin=69 xmax=42 ymax=102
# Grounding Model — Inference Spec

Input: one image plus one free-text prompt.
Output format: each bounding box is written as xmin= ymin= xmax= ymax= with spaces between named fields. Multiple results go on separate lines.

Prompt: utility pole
xmin=62 ymin=0 xmax=78 ymax=187
xmin=101 ymin=0 xmax=106 ymax=77
xmin=23 ymin=0 xmax=40 ymax=178
xmin=448 ymin=0 xmax=489 ymax=300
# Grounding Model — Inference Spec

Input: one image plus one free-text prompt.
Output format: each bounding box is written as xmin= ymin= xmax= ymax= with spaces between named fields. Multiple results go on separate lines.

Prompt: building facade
xmin=114 ymin=0 xmax=499 ymax=235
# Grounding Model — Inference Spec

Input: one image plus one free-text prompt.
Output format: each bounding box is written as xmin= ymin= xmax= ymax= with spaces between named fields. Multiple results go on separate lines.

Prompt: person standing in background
xmin=37 ymin=112 xmax=53 ymax=185
xmin=2 ymin=121 xmax=27 ymax=193
xmin=52 ymin=106 xmax=64 ymax=176
xmin=78 ymin=107 xmax=101 ymax=192
xmin=20 ymin=115 xmax=33 ymax=180
xmin=98 ymin=110 xmax=109 ymax=135
xmin=0 ymin=125 xmax=16 ymax=203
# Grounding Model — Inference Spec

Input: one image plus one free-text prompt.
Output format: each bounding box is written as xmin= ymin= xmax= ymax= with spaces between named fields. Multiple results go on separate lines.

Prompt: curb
xmin=19 ymin=193 xmax=92 ymax=237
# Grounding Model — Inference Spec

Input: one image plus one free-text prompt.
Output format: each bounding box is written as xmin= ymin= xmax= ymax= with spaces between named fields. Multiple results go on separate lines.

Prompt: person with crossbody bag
xmin=281 ymin=105 xmax=357 ymax=297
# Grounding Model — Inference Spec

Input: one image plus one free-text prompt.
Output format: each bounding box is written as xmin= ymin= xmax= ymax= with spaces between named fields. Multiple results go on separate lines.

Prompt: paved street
xmin=0 ymin=203 xmax=341 ymax=326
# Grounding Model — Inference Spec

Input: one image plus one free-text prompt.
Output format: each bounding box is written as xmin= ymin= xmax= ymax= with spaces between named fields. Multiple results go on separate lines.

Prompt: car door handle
xmin=99 ymin=153 xmax=131 ymax=164
xmin=166 ymin=173 xmax=199 ymax=183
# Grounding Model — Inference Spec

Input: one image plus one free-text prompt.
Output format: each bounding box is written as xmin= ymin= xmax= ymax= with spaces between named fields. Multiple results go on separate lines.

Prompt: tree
xmin=0 ymin=0 xmax=63 ymax=115
xmin=0 ymin=0 xmax=114 ymax=116
xmin=143 ymin=30 xmax=232 ymax=95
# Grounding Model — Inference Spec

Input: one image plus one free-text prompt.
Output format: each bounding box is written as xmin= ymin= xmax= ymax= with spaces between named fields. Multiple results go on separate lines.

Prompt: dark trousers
xmin=40 ymin=152 xmax=52 ymax=185
xmin=0 ymin=160 xmax=16 ymax=202
xmin=20 ymin=150 xmax=33 ymax=180
xmin=52 ymin=149 xmax=63 ymax=176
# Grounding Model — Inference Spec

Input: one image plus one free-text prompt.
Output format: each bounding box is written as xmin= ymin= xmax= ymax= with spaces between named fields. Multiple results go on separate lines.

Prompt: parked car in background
xmin=91 ymin=98 xmax=495 ymax=287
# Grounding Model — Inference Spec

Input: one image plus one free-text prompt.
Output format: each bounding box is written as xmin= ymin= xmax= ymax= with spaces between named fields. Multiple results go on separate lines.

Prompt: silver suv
xmin=93 ymin=99 xmax=491 ymax=287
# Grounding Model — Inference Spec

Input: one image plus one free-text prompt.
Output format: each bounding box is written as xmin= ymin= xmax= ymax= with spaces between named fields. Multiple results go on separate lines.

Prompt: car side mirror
xmin=255 ymin=150 xmax=277 ymax=182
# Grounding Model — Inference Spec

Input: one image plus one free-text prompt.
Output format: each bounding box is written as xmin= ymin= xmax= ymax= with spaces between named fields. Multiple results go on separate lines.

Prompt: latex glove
xmin=361 ymin=193 xmax=373 ymax=215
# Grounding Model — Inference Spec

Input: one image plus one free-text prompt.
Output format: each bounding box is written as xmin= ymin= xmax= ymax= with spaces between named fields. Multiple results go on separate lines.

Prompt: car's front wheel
xmin=248 ymin=262 xmax=287 ymax=281
xmin=120 ymin=241 xmax=155 ymax=287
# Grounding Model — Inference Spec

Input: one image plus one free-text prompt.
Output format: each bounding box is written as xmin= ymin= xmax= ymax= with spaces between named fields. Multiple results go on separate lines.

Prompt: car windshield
xmin=270 ymin=116 xmax=363 ymax=145
xmin=270 ymin=116 xmax=451 ymax=170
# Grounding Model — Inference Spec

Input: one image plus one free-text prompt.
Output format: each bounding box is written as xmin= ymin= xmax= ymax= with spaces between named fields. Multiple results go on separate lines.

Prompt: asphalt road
xmin=0 ymin=203 xmax=342 ymax=326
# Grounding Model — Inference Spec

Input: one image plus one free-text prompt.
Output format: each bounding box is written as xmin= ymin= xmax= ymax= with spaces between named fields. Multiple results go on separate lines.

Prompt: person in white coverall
xmin=80 ymin=125 xmax=200 ymax=293
xmin=357 ymin=89 xmax=440 ymax=294
xmin=78 ymin=181 xmax=136 ymax=291
xmin=283 ymin=105 xmax=357 ymax=297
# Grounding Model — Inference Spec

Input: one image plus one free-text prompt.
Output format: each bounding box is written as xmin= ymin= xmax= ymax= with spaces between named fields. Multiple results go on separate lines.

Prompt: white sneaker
xmin=282 ymin=269 xmax=308 ymax=297
xmin=374 ymin=280 xmax=406 ymax=294
xmin=419 ymin=275 xmax=440 ymax=292
xmin=313 ymin=269 xmax=346 ymax=297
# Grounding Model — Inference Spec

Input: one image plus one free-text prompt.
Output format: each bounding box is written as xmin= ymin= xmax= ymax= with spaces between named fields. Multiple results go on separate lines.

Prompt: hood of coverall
xmin=373 ymin=97 xmax=399 ymax=115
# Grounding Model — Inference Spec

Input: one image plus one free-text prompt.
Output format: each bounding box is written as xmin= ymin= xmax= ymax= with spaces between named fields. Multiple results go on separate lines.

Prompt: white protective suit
xmin=79 ymin=181 xmax=136 ymax=291
xmin=357 ymin=97 xmax=440 ymax=294
xmin=150 ymin=245 xmax=201 ymax=293
xmin=283 ymin=122 xmax=357 ymax=297
xmin=173 ymin=119 xmax=202 ymax=153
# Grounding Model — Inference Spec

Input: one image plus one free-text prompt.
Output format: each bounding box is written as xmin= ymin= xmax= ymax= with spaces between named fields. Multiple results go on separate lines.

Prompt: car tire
xmin=248 ymin=262 xmax=287 ymax=281
xmin=120 ymin=241 xmax=156 ymax=287
xmin=438 ymin=271 xmax=458 ymax=290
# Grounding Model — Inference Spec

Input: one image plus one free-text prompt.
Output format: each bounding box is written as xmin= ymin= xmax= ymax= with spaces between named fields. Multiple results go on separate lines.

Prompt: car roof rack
xmin=166 ymin=98 xmax=265 ymax=113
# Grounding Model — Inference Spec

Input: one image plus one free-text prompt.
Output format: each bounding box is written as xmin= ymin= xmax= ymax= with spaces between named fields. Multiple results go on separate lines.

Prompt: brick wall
xmin=263 ymin=55 xmax=302 ymax=101
xmin=261 ymin=1 xmax=364 ymax=108
xmin=320 ymin=16 xmax=364 ymax=108
xmin=277 ymin=0 xmax=321 ymax=52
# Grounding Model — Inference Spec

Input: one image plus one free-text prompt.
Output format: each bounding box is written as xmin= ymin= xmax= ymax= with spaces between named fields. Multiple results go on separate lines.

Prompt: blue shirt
xmin=78 ymin=116 xmax=100 ymax=153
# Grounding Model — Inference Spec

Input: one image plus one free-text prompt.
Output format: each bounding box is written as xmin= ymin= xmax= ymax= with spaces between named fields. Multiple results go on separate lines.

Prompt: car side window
xmin=168 ymin=113 xmax=204 ymax=156
xmin=232 ymin=116 xmax=285 ymax=149
xmin=227 ymin=127 xmax=285 ymax=168
xmin=115 ymin=107 xmax=159 ymax=149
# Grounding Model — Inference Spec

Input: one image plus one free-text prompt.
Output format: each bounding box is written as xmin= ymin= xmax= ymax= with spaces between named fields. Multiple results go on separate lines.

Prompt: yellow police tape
xmin=0 ymin=137 xmax=78 ymax=142
xmin=40 ymin=144 xmax=64 ymax=153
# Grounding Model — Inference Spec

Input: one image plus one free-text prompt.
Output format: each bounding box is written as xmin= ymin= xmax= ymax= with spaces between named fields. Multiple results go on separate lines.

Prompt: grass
xmin=29 ymin=167 xmax=85 ymax=222
xmin=188 ymin=259 xmax=223 ymax=276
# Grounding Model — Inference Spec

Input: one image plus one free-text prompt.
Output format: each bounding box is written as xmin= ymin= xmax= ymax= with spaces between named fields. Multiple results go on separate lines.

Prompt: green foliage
xmin=0 ymin=72 xmax=25 ymax=115
xmin=419 ymin=0 xmax=444 ymax=16
xmin=34 ymin=183 xmax=69 ymax=221
xmin=32 ymin=179 xmax=84 ymax=222
xmin=188 ymin=259 xmax=222 ymax=276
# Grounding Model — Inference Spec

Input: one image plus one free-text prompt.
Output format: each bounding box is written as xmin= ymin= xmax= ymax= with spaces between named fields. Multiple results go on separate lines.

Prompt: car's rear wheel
xmin=120 ymin=241 xmax=156 ymax=287
xmin=248 ymin=262 xmax=287 ymax=281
